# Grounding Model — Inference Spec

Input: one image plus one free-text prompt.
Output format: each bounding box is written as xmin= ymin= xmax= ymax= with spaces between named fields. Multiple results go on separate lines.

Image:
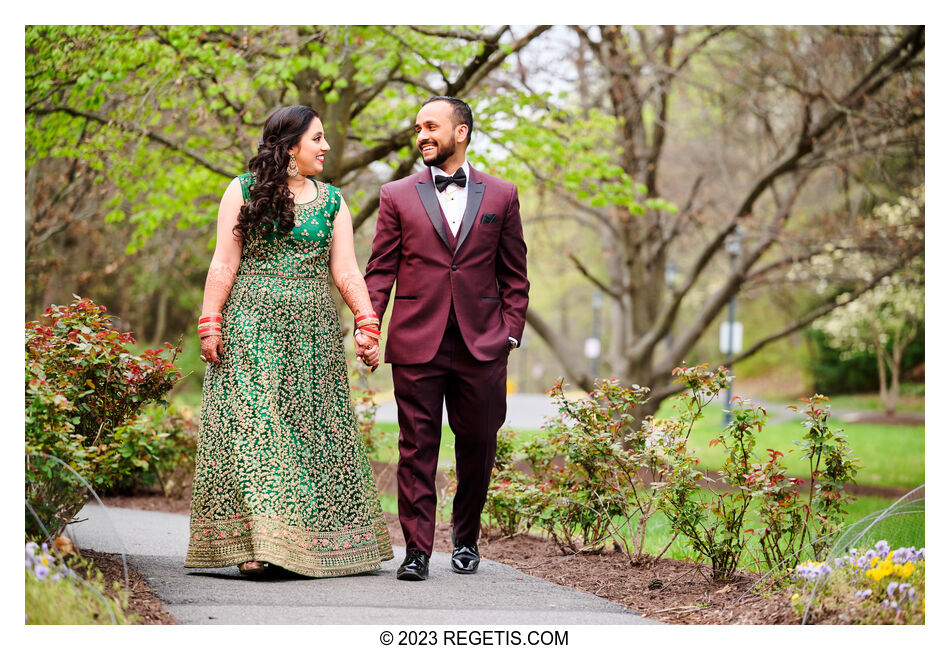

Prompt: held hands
xmin=354 ymin=330 xmax=380 ymax=371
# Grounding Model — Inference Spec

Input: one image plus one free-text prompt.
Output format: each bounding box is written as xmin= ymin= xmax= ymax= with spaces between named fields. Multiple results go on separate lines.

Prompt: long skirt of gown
xmin=184 ymin=269 xmax=393 ymax=577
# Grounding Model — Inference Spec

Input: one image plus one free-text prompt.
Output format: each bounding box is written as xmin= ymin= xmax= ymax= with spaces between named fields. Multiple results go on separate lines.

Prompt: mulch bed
xmin=76 ymin=548 xmax=178 ymax=624
xmin=387 ymin=512 xmax=799 ymax=625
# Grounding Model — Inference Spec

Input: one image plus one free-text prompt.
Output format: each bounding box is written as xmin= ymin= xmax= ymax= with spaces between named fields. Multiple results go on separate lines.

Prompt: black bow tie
xmin=434 ymin=168 xmax=467 ymax=192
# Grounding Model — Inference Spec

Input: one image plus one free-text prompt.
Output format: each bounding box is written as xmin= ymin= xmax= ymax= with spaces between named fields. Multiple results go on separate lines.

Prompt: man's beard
xmin=421 ymin=139 xmax=456 ymax=168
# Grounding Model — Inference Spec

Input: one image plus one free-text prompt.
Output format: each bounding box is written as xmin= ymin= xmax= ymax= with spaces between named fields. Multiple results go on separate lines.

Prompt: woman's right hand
xmin=201 ymin=334 xmax=224 ymax=364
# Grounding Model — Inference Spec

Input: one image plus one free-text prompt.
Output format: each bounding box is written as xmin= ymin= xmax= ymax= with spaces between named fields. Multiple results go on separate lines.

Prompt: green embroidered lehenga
xmin=184 ymin=174 xmax=393 ymax=577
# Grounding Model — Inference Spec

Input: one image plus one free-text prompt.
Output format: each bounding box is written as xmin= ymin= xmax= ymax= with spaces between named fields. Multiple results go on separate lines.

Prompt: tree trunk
xmin=151 ymin=286 xmax=169 ymax=345
xmin=875 ymin=345 xmax=889 ymax=414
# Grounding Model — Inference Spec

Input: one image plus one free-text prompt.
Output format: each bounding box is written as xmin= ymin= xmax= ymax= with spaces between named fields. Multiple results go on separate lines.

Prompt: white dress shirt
xmin=430 ymin=161 xmax=470 ymax=237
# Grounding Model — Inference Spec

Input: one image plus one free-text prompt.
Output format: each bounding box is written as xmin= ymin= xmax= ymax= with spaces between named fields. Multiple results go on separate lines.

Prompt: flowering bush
xmin=25 ymin=297 xmax=182 ymax=538
xmin=25 ymin=542 xmax=134 ymax=624
xmin=25 ymin=541 xmax=76 ymax=583
xmin=790 ymin=540 xmax=925 ymax=624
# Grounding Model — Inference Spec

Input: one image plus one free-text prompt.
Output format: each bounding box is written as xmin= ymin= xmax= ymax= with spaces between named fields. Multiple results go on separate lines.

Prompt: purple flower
xmin=33 ymin=564 xmax=49 ymax=580
xmin=875 ymin=540 xmax=890 ymax=557
xmin=854 ymin=589 xmax=872 ymax=601
xmin=795 ymin=561 xmax=832 ymax=581
xmin=887 ymin=582 xmax=899 ymax=597
xmin=891 ymin=546 xmax=924 ymax=564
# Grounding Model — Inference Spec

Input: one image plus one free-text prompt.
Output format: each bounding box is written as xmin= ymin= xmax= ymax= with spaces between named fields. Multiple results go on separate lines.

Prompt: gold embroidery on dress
xmin=185 ymin=174 xmax=393 ymax=577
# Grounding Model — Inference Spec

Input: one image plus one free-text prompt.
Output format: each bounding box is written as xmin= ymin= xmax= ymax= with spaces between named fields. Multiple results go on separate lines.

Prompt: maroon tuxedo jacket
xmin=364 ymin=166 xmax=529 ymax=365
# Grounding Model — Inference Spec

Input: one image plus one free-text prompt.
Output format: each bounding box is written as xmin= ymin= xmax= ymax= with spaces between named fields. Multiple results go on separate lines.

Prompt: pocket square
xmin=480 ymin=213 xmax=498 ymax=224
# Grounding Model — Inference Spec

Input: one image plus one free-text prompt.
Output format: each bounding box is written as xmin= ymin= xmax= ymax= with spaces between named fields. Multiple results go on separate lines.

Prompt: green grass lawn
xmin=369 ymin=416 xmax=923 ymax=489
xmin=633 ymin=492 xmax=925 ymax=568
xmin=827 ymin=392 xmax=925 ymax=414
xmin=653 ymin=411 xmax=925 ymax=488
xmin=368 ymin=422 xmax=545 ymax=465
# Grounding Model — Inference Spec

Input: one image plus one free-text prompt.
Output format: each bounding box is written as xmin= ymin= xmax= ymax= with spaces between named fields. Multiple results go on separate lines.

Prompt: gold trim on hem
xmin=185 ymin=528 xmax=394 ymax=578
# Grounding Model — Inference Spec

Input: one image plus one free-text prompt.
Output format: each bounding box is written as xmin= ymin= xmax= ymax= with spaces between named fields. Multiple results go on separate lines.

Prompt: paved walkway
xmin=66 ymin=504 xmax=657 ymax=625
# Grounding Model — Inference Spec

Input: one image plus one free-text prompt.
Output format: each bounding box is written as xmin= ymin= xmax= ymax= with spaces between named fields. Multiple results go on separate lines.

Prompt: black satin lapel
xmin=454 ymin=182 xmax=485 ymax=254
xmin=415 ymin=181 xmax=451 ymax=250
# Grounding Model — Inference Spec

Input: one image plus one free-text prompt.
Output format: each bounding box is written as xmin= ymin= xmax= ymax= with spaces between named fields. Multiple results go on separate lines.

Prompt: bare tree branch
xmin=733 ymin=26 xmax=924 ymax=218
xmin=407 ymin=26 xmax=488 ymax=41
xmin=712 ymin=247 xmax=921 ymax=369
xmin=661 ymin=179 xmax=808 ymax=367
xmin=526 ymin=307 xmax=595 ymax=392
xmin=351 ymin=151 xmax=420 ymax=231
xmin=568 ymin=253 xmax=621 ymax=301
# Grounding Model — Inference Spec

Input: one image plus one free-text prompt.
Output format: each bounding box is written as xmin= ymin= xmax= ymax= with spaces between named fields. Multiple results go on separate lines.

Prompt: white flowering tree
xmin=816 ymin=187 xmax=924 ymax=415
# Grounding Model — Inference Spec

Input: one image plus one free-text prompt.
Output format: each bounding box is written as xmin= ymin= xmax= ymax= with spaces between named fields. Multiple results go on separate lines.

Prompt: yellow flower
xmin=896 ymin=562 xmax=915 ymax=578
xmin=870 ymin=557 xmax=880 ymax=568
xmin=791 ymin=593 xmax=799 ymax=604
xmin=866 ymin=565 xmax=893 ymax=582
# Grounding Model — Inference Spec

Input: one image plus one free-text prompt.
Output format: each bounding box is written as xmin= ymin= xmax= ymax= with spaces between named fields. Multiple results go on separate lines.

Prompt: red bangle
xmin=199 ymin=315 xmax=222 ymax=324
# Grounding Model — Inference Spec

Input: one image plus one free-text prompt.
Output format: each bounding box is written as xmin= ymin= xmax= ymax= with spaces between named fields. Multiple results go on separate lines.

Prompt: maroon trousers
xmin=392 ymin=321 xmax=508 ymax=555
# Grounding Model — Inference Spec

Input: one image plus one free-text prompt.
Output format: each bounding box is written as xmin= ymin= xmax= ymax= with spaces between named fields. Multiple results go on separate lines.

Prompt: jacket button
xmin=451 ymin=264 xmax=458 ymax=271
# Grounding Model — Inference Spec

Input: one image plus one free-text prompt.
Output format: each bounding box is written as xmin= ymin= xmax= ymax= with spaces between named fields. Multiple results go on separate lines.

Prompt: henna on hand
xmin=335 ymin=268 xmax=374 ymax=318
xmin=199 ymin=260 xmax=238 ymax=362
xmin=201 ymin=334 xmax=224 ymax=363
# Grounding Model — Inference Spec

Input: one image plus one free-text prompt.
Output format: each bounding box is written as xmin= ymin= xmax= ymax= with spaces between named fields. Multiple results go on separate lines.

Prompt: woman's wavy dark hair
xmin=234 ymin=105 xmax=319 ymax=239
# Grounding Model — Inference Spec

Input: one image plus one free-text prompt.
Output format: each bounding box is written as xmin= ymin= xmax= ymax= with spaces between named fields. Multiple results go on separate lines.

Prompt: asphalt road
xmin=66 ymin=504 xmax=658 ymax=626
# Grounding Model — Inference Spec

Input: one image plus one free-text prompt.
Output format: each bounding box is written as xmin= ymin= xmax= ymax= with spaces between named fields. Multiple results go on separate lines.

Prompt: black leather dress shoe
xmin=450 ymin=530 xmax=480 ymax=574
xmin=396 ymin=549 xmax=429 ymax=581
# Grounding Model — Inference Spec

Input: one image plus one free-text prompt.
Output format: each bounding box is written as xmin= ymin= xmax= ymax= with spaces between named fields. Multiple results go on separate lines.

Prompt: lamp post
xmin=665 ymin=260 xmax=677 ymax=353
xmin=722 ymin=226 xmax=744 ymax=426
xmin=585 ymin=290 xmax=603 ymax=382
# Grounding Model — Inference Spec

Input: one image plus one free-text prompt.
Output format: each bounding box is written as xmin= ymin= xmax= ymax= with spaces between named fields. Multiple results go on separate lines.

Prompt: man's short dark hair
xmin=423 ymin=96 xmax=473 ymax=143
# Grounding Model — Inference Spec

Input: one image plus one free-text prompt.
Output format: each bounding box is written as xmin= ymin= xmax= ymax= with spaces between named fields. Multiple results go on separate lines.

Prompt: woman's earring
xmin=287 ymin=152 xmax=299 ymax=178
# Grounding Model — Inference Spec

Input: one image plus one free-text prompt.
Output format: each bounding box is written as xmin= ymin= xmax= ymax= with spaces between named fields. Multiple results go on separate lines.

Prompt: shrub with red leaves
xmin=26 ymin=296 xmax=182 ymax=538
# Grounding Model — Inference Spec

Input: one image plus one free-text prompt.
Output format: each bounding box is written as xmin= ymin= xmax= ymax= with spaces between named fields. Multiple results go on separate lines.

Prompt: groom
xmin=363 ymin=96 xmax=529 ymax=580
